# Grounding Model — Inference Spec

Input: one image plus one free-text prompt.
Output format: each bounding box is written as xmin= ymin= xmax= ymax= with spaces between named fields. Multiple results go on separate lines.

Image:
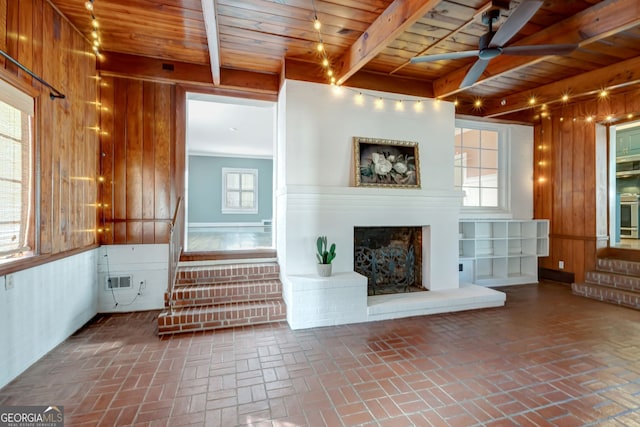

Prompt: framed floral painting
xmin=353 ymin=137 xmax=421 ymax=188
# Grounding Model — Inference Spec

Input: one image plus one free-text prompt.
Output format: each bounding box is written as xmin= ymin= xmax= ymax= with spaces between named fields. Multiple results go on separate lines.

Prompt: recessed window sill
xmin=0 ymin=250 xmax=35 ymax=267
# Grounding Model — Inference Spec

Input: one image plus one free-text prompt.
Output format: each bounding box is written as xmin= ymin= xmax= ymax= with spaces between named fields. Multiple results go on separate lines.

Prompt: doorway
xmin=610 ymin=119 xmax=640 ymax=249
xmin=185 ymin=93 xmax=276 ymax=253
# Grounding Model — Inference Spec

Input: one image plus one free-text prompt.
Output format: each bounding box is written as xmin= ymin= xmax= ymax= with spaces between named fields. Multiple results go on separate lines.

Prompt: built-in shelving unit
xmin=459 ymin=220 xmax=549 ymax=287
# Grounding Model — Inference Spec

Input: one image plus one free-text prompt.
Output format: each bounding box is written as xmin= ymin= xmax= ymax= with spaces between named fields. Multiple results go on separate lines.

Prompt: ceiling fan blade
xmin=410 ymin=50 xmax=479 ymax=64
xmin=489 ymin=0 xmax=543 ymax=48
xmin=502 ymin=44 xmax=578 ymax=56
xmin=460 ymin=59 xmax=490 ymax=88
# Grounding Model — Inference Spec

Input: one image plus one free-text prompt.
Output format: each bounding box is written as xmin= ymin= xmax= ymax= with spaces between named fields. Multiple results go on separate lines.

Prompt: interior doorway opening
xmin=610 ymin=119 xmax=640 ymax=250
xmin=185 ymin=93 xmax=276 ymax=253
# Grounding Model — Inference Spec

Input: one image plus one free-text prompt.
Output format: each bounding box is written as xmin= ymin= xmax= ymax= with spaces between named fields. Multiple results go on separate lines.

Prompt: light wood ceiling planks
xmin=49 ymin=0 xmax=640 ymax=119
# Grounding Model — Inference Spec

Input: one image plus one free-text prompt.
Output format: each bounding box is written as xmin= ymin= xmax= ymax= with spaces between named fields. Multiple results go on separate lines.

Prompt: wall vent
xmin=106 ymin=275 xmax=132 ymax=290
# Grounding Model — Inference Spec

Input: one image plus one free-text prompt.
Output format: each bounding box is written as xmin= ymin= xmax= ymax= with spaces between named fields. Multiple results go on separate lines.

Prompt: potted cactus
xmin=316 ymin=235 xmax=336 ymax=277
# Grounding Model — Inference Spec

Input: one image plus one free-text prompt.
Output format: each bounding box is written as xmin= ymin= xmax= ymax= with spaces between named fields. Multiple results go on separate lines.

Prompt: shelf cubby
xmin=459 ymin=219 xmax=550 ymax=287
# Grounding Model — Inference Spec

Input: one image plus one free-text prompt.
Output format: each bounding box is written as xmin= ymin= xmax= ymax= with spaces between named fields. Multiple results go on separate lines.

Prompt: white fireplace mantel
xmin=277 ymin=185 xmax=462 ymax=288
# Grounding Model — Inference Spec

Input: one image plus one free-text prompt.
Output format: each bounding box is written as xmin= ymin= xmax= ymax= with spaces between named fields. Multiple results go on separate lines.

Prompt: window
xmin=454 ymin=123 xmax=503 ymax=208
xmin=222 ymin=168 xmax=258 ymax=214
xmin=0 ymin=78 xmax=35 ymax=260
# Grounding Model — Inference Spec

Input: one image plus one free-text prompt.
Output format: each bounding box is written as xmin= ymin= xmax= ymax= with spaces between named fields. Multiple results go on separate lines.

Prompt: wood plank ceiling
xmin=49 ymin=0 xmax=640 ymax=120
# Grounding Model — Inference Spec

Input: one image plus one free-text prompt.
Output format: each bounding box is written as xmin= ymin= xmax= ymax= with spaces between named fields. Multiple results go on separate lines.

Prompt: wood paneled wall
xmin=534 ymin=88 xmax=640 ymax=283
xmin=0 ymin=0 xmax=98 ymax=265
xmin=98 ymin=76 xmax=184 ymax=245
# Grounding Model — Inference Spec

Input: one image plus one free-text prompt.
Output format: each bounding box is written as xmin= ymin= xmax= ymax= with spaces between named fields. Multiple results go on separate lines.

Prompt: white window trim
xmin=0 ymin=77 xmax=35 ymax=261
xmin=221 ymin=167 xmax=259 ymax=214
xmin=455 ymin=119 xmax=510 ymax=216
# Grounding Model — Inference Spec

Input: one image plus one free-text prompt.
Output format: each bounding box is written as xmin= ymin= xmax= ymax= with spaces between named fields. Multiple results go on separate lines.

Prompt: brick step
xmin=572 ymin=282 xmax=640 ymax=310
xmin=157 ymin=300 xmax=287 ymax=335
xmin=167 ymin=280 xmax=283 ymax=307
xmin=176 ymin=262 xmax=280 ymax=286
xmin=585 ymin=270 xmax=640 ymax=293
xmin=596 ymin=258 xmax=640 ymax=276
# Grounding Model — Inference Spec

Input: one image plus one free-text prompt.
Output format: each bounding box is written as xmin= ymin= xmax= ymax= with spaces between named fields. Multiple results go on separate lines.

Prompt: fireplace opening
xmin=354 ymin=226 xmax=424 ymax=296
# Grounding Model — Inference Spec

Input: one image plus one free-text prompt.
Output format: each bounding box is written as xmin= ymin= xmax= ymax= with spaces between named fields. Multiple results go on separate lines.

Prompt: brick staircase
xmin=572 ymin=255 xmax=640 ymax=310
xmin=158 ymin=261 xmax=287 ymax=335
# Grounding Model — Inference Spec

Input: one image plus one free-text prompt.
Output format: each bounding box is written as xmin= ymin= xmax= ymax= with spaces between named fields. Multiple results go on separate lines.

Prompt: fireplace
xmin=354 ymin=226 xmax=424 ymax=296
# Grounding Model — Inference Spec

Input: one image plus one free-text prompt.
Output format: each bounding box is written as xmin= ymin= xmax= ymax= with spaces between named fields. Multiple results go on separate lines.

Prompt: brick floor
xmin=1 ymin=281 xmax=639 ymax=426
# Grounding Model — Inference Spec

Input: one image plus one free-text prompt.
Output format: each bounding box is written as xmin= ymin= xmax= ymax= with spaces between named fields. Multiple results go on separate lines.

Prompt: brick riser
xmin=572 ymin=282 xmax=640 ymax=310
xmin=584 ymin=271 xmax=640 ymax=293
xmin=176 ymin=263 xmax=280 ymax=286
xmin=595 ymin=258 xmax=640 ymax=276
xmin=572 ymin=257 xmax=640 ymax=310
xmin=158 ymin=301 xmax=286 ymax=334
xmin=166 ymin=280 xmax=283 ymax=308
xmin=158 ymin=262 xmax=286 ymax=335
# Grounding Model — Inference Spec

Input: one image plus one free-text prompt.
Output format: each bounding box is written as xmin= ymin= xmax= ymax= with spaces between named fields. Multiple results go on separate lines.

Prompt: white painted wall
xmin=97 ymin=244 xmax=168 ymax=313
xmin=276 ymin=80 xmax=461 ymax=289
xmin=280 ymin=81 xmax=456 ymax=190
xmin=0 ymin=249 xmax=98 ymax=388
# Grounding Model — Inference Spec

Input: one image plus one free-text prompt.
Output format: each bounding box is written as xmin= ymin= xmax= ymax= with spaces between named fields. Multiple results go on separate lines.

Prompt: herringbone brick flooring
xmin=1 ymin=282 xmax=639 ymax=426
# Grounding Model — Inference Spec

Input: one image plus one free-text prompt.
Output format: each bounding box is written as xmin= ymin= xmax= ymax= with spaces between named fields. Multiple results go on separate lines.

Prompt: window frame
xmin=454 ymin=119 xmax=510 ymax=215
xmin=221 ymin=167 xmax=259 ymax=214
xmin=0 ymin=73 xmax=39 ymax=266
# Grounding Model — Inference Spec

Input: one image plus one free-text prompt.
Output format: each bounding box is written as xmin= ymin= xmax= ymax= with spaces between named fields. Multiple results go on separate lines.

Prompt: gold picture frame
xmin=353 ymin=137 xmax=421 ymax=188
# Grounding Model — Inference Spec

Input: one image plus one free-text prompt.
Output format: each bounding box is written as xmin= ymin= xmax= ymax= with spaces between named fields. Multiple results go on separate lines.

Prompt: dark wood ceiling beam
xmin=434 ymin=0 xmax=640 ymax=98
xmin=98 ymin=52 xmax=278 ymax=94
xmin=334 ymin=0 xmax=441 ymax=86
xmin=285 ymin=58 xmax=434 ymax=98
xmin=483 ymin=55 xmax=640 ymax=118
xmin=201 ymin=0 xmax=221 ymax=85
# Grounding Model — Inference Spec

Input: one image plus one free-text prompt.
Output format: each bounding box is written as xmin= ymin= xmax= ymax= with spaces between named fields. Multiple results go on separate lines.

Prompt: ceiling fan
xmin=410 ymin=0 xmax=578 ymax=88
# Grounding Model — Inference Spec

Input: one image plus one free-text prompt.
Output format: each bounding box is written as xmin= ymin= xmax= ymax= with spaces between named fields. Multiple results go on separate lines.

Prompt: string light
xmin=311 ymin=0 xmax=334 ymax=85
xmin=85 ymin=0 xmax=101 ymax=56
xmin=342 ymin=87 xmax=439 ymax=113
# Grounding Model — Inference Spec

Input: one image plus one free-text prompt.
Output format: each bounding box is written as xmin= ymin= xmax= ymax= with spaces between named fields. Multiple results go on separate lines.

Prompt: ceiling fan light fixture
xmin=478 ymin=47 xmax=502 ymax=60
xmin=410 ymin=0 xmax=576 ymax=89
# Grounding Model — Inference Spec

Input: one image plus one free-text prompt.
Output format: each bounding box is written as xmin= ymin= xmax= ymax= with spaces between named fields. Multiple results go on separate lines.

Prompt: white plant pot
xmin=317 ymin=263 xmax=332 ymax=277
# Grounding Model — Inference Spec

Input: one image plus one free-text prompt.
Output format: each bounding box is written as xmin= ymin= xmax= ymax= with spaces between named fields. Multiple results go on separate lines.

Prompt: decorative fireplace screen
xmin=354 ymin=226 xmax=423 ymax=296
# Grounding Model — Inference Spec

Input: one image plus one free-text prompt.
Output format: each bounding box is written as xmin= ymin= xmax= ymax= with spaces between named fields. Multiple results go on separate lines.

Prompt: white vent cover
xmin=106 ymin=275 xmax=132 ymax=290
